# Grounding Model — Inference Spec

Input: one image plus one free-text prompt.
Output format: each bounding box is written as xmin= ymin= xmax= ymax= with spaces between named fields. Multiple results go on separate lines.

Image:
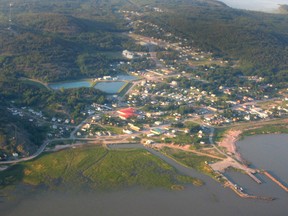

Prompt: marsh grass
xmin=0 ymin=146 xmax=200 ymax=191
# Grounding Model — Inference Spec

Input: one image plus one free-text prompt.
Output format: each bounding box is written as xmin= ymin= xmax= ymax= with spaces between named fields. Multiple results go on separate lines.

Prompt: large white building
xmin=122 ymin=50 xmax=134 ymax=59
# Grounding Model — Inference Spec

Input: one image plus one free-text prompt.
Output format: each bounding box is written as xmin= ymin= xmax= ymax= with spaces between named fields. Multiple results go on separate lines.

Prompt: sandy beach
xmin=217 ymin=130 xmax=242 ymax=154
xmin=217 ymin=130 xmax=246 ymax=162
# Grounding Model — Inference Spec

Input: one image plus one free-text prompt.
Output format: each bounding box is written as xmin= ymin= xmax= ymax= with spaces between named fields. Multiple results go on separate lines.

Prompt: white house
xmin=122 ymin=50 xmax=134 ymax=59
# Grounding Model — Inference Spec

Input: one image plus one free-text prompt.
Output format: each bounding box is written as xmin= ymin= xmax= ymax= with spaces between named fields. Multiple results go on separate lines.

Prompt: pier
xmin=224 ymin=180 xmax=275 ymax=201
xmin=263 ymin=171 xmax=288 ymax=193
xmin=246 ymin=171 xmax=262 ymax=184
xmin=219 ymin=171 xmax=274 ymax=201
xmin=223 ymin=181 xmax=275 ymax=201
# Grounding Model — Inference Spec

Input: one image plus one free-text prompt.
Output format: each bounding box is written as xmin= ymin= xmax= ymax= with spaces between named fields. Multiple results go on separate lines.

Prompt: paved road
xmin=0 ymin=140 xmax=50 ymax=165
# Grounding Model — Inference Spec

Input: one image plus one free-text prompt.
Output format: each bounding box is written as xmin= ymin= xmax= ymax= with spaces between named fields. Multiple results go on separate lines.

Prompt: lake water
xmin=1 ymin=135 xmax=288 ymax=216
xmin=94 ymin=81 xmax=126 ymax=94
xmin=49 ymin=80 xmax=92 ymax=89
xmin=220 ymin=0 xmax=288 ymax=12
xmin=48 ymin=75 xmax=137 ymax=90
xmin=236 ymin=134 xmax=288 ymax=185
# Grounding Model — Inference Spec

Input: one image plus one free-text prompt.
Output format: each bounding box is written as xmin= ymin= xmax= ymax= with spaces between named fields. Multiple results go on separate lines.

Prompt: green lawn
xmin=241 ymin=124 xmax=288 ymax=137
xmin=0 ymin=146 xmax=202 ymax=190
xmin=161 ymin=147 xmax=219 ymax=178
xmin=104 ymin=126 xmax=124 ymax=134
xmin=214 ymin=128 xmax=228 ymax=143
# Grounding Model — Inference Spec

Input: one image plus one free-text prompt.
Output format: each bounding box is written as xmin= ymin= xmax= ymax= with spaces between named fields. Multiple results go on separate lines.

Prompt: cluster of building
xmin=117 ymin=107 xmax=138 ymax=120
xmin=7 ymin=107 xmax=45 ymax=122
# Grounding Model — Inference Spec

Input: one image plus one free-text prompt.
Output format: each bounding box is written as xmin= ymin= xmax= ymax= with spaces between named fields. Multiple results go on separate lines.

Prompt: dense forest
xmin=0 ymin=2 xmax=130 ymax=82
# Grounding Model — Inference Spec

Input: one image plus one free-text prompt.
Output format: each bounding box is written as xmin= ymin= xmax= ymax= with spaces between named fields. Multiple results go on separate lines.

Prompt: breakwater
xmin=263 ymin=171 xmax=288 ymax=193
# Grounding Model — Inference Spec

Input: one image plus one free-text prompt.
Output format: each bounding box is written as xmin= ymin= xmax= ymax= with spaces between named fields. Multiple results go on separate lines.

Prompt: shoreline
xmin=217 ymin=129 xmax=244 ymax=162
xmin=217 ymin=121 xmax=288 ymax=164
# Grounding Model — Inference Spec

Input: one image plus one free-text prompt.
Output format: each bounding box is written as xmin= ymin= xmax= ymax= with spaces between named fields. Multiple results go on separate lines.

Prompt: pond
xmin=94 ymin=81 xmax=126 ymax=94
xmin=48 ymin=75 xmax=138 ymax=91
xmin=48 ymin=80 xmax=92 ymax=90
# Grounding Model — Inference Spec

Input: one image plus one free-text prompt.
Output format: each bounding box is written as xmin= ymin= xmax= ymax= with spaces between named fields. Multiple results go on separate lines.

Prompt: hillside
xmin=0 ymin=0 xmax=135 ymax=82
xmin=0 ymin=0 xmax=136 ymax=158
xmin=0 ymin=16 xmax=128 ymax=82
xmin=129 ymin=0 xmax=288 ymax=83
xmin=0 ymin=107 xmax=46 ymax=160
xmin=1 ymin=0 xmax=287 ymax=82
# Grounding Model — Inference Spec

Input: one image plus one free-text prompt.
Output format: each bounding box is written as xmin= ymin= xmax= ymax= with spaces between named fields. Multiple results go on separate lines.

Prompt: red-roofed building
xmin=117 ymin=108 xmax=137 ymax=120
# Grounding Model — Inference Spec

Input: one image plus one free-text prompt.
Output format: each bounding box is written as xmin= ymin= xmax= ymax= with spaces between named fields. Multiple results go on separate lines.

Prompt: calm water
xmin=1 ymin=135 xmax=288 ymax=216
xmin=49 ymin=80 xmax=92 ymax=89
xmin=48 ymin=75 xmax=137 ymax=91
xmin=94 ymin=81 xmax=126 ymax=94
xmin=220 ymin=0 xmax=288 ymax=12
xmin=236 ymin=134 xmax=288 ymax=184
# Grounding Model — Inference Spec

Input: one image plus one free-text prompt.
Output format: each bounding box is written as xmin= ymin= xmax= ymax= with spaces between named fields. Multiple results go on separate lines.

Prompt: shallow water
xmin=94 ymin=81 xmax=126 ymax=94
xmin=236 ymin=134 xmax=288 ymax=185
xmin=1 ymin=135 xmax=288 ymax=216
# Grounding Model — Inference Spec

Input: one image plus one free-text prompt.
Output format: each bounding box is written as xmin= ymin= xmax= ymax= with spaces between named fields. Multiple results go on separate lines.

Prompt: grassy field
xmin=0 ymin=146 xmax=201 ymax=191
xmin=214 ymin=128 xmax=228 ymax=143
xmin=104 ymin=126 xmax=124 ymax=134
xmin=241 ymin=124 xmax=288 ymax=138
xmin=47 ymin=139 xmax=79 ymax=147
xmin=161 ymin=147 xmax=219 ymax=178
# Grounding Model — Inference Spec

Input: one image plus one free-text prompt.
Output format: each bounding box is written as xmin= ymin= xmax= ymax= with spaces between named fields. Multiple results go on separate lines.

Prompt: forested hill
xmin=1 ymin=0 xmax=287 ymax=82
xmin=0 ymin=0 xmax=133 ymax=82
xmin=130 ymin=0 xmax=288 ymax=82
xmin=0 ymin=0 xmax=132 ymax=158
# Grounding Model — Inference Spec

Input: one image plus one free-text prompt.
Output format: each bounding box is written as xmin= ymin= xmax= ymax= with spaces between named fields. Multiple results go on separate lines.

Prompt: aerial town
xmin=1 ymin=1 xmax=288 ymax=215
xmin=3 ymin=7 xmax=288 ymax=161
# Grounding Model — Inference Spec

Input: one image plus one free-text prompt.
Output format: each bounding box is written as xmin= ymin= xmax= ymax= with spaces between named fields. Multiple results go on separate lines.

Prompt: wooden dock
xmin=263 ymin=171 xmax=288 ymax=193
xmin=224 ymin=181 xmax=275 ymax=201
xmin=246 ymin=171 xmax=262 ymax=184
xmin=220 ymin=171 xmax=274 ymax=201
